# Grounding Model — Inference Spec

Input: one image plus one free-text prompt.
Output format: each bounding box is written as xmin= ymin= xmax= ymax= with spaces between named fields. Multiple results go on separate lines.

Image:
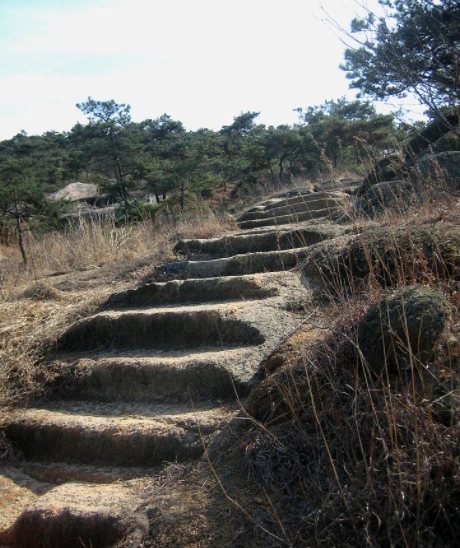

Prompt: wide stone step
xmin=239 ymin=190 xmax=345 ymax=213
xmin=6 ymin=401 xmax=234 ymax=467
xmin=238 ymin=197 xmax=345 ymax=222
xmin=5 ymin=481 xmax=147 ymax=548
xmin=242 ymin=189 xmax=327 ymax=214
xmin=263 ymin=191 xmax=341 ymax=209
xmin=155 ymin=247 xmax=310 ymax=280
xmin=60 ymin=346 xmax=260 ymax=402
xmin=58 ymin=303 xmax=265 ymax=352
xmin=0 ymin=467 xmax=49 ymax=546
xmin=174 ymin=224 xmax=346 ymax=259
xmin=102 ymin=273 xmax=279 ymax=310
xmin=21 ymin=461 xmax=159 ymax=484
xmin=238 ymin=206 xmax=341 ymax=229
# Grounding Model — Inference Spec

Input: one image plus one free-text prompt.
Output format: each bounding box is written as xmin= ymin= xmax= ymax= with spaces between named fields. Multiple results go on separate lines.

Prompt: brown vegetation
xmin=244 ymin=189 xmax=460 ymax=547
xmin=0 ymin=207 xmax=236 ymax=409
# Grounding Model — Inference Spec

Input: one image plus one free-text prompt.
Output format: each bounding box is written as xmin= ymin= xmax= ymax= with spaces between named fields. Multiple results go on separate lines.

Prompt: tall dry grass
xmin=0 ymin=206 xmax=236 ymax=409
xmin=1 ymin=207 xmax=236 ymax=294
xmin=242 ymin=174 xmax=460 ymax=546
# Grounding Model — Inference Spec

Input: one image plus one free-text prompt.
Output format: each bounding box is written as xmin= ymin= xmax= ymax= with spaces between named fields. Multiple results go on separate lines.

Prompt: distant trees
xmin=75 ymin=98 xmax=142 ymax=202
xmin=0 ymin=93 xmax=406 ymax=251
xmin=151 ymin=128 xmax=223 ymax=212
xmin=296 ymin=97 xmax=397 ymax=168
xmin=0 ymin=133 xmax=60 ymax=264
xmin=136 ymin=115 xmax=186 ymax=204
xmin=341 ymin=0 xmax=460 ymax=120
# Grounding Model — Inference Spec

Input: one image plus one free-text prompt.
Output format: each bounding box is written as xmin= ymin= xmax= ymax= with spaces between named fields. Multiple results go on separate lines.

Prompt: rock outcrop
xmin=357 ymin=286 xmax=452 ymax=374
xmin=355 ymin=112 xmax=460 ymax=216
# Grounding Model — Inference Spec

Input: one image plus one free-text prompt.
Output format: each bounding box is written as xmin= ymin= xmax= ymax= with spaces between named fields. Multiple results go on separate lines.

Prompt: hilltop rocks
xmin=404 ymin=111 xmax=460 ymax=160
xmin=357 ymin=286 xmax=452 ymax=375
xmin=355 ymin=151 xmax=460 ymax=218
xmin=354 ymin=112 xmax=460 ymax=217
xmin=48 ymin=182 xmax=118 ymax=223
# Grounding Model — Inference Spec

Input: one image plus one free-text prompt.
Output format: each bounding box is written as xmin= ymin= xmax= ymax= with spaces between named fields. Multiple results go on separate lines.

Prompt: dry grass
xmin=3 ymin=206 xmax=236 ymax=289
xmin=0 ymin=206 xmax=236 ymax=409
xmin=243 ymin=181 xmax=460 ymax=547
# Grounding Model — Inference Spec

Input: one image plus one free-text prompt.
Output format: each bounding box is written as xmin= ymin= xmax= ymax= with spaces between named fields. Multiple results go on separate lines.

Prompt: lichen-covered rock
xmin=357 ymin=286 xmax=452 ymax=374
xmin=413 ymin=151 xmax=460 ymax=190
xmin=356 ymin=153 xmax=406 ymax=196
xmin=302 ymin=223 xmax=460 ymax=293
xmin=356 ymin=180 xmax=419 ymax=216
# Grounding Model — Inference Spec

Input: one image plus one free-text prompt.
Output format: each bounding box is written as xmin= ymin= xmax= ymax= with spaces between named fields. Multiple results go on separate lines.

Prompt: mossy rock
xmin=413 ymin=151 xmax=460 ymax=190
xmin=356 ymin=153 xmax=406 ymax=197
xmin=357 ymin=286 xmax=452 ymax=375
xmin=355 ymin=180 xmax=419 ymax=217
xmin=302 ymin=223 xmax=460 ymax=293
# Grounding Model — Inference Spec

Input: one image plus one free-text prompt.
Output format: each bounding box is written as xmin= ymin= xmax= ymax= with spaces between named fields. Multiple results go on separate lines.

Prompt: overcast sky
xmin=0 ymin=0 xmax=424 ymax=140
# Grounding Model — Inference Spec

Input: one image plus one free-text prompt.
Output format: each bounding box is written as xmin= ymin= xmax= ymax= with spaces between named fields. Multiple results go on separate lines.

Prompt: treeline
xmin=0 ymin=96 xmax=415 ymax=239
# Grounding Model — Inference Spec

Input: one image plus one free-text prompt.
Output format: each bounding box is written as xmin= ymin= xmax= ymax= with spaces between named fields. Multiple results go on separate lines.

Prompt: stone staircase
xmin=0 ymin=187 xmax=351 ymax=547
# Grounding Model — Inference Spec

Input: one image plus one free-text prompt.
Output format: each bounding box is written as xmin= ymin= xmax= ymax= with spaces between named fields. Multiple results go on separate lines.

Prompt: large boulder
xmin=357 ymin=286 xmax=452 ymax=375
xmin=48 ymin=182 xmax=99 ymax=203
xmin=356 ymin=153 xmax=406 ymax=197
xmin=413 ymin=151 xmax=460 ymax=190
xmin=355 ymin=179 xmax=419 ymax=216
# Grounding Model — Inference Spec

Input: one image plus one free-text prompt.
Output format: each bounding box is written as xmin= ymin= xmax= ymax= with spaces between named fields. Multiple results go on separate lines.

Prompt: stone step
xmin=237 ymin=206 xmax=342 ymax=229
xmin=20 ymin=461 xmax=159 ymax=484
xmin=242 ymin=188 xmax=323 ymax=214
xmin=264 ymin=191 xmax=341 ymax=209
xmin=5 ymin=481 xmax=147 ymax=548
xmin=240 ymin=190 xmax=344 ymax=212
xmin=5 ymin=401 xmax=235 ymax=467
xmin=58 ymin=302 xmax=266 ymax=352
xmin=155 ymin=247 xmax=311 ymax=280
xmin=238 ymin=196 xmax=346 ymax=222
xmin=102 ymin=273 xmax=280 ymax=310
xmin=0 ymin=467 xmax=49 ymax=546
xmin=2 ymin=185 xmax=329 ymax=547
xmin=59 ymin=346 xmax=260 ymax=402
xmin=174 ymin=224 xmax=346 ymax=259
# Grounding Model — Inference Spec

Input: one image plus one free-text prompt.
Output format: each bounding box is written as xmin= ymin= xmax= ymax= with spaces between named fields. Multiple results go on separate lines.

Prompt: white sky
xmin=0 ymin=0 xmax=425 ymax=140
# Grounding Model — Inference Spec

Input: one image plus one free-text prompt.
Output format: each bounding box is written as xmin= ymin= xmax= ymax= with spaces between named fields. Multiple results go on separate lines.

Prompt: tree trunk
xmin=268 ymin=162 xmax=277 ymax=189
xmin=180 ymin=180 xmax=185 ymax=213
xmin=14 ymin=200 xmax=27 ymax=266
xmin=114 ymin=156 xmax=128 ymax=202
xmin=278 ymin=157 xmax=286 ymax=188
xmin=150 ymin=181 xmax=161 ymax=203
